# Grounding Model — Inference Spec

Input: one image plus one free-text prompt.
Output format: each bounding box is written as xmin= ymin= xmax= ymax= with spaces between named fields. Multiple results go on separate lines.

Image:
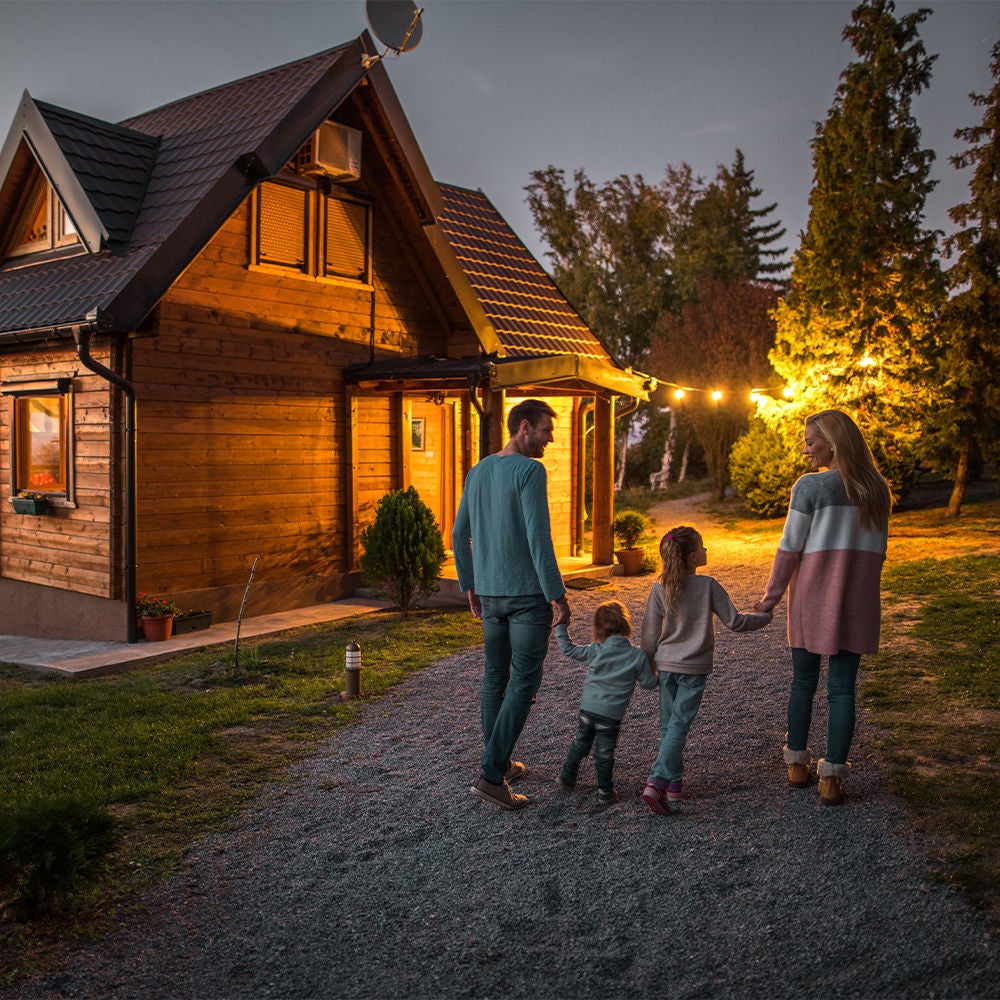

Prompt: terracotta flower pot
xmin=615 ymin=547 xmax=645 ymax=576
xmin=139 ymin=615 xmax=174 ymax=642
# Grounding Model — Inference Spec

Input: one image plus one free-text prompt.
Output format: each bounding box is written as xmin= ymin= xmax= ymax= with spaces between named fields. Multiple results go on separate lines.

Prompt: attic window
xmin=252 ymin=180 xmax=370 ymax=284
xmin=5 ymin=181 xmax=80 ymax=260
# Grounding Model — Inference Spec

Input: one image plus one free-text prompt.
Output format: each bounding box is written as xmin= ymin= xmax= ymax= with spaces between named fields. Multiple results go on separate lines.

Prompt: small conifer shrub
xmin=359 ymin=487 xmax=446 ymax=617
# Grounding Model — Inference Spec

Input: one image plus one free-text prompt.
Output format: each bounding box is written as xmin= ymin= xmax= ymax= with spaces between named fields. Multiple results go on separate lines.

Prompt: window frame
xmin=5 ymin=181 xmax=80 ymax=261
xmin=2 ymin=377 xmax=76 ymax=505
xmin=251 ymin=178 xmax=372 ymax=286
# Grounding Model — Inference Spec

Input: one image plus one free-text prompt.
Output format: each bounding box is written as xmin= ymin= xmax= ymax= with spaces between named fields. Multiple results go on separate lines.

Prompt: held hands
xmin=552 ymin=596 xmax=571 ymax=627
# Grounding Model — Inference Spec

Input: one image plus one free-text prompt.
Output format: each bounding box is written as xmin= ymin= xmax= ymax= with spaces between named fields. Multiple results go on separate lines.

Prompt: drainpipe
xmin=74 ymin=324 xmax=138 ymax=644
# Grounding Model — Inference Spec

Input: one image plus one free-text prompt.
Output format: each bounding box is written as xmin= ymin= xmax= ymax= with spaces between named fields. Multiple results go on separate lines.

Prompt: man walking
xmin=452 ymin=399 xmax=571 ymax=810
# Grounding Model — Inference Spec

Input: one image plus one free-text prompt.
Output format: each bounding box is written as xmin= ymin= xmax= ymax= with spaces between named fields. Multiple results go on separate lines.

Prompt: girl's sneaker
xmin=642 ymin=780 xmax=670 ymax=815
xmin=666 ymin=779 xmax=684 ymax=803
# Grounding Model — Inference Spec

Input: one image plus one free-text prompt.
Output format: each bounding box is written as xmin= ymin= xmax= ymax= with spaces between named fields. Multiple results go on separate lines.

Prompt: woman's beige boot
xmin=783 ymin=745 xmax=812 ymax=787
xmin=818 ymin=758 xmax=850 ymax=805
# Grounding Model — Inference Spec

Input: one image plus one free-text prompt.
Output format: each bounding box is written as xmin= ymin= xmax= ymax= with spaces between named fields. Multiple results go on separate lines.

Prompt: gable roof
xmin=0 ymin=39 xmax=373 ymax=340
xmin=0 ymin=40 xmax=650 ymax=399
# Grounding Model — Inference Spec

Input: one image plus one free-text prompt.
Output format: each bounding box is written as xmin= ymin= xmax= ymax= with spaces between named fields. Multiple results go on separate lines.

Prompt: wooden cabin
xmin=0 ymin=35 xmax=651 ymax=642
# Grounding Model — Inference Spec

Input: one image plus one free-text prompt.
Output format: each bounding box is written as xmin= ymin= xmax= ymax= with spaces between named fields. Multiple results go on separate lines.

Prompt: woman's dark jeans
xmin=787 ymin=647 xmax=861 ymax=764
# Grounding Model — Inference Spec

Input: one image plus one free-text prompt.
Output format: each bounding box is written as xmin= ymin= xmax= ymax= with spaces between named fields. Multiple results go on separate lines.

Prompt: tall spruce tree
xmin=924 ymin=39 xmax=1000 ymax=515
xmin=766 ymin=0 xmax=945 ymax=497
xmin=673 ymin=149 xmax=788 ymax=301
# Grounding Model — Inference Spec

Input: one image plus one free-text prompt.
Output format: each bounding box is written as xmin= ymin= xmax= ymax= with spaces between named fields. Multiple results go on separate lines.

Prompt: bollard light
xmin=341 ymin=639 xmax=362 ymax=700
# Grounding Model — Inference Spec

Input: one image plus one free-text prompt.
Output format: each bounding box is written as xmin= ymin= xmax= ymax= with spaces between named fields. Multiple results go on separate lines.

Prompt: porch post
xmin=592 ymin=394 xmax=615 ymax=565
xmin=483 ymin=386 xmax=506 ymax=456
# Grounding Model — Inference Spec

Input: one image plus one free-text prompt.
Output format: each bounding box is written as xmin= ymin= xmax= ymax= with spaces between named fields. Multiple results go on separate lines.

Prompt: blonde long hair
xmin=658 ymin=526 xmax=700 ymax=609
xmin=806 ymin=410 xmax=891 ymax=532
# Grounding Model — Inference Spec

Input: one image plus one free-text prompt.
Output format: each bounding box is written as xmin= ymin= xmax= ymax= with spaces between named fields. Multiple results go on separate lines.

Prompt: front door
xmin=408 ymin=399 xmax=458 ymax=550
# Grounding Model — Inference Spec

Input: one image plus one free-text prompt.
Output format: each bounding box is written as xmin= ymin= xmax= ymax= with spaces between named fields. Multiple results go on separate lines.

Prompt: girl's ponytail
xmin=659 ymin=525 xmax=699 ymax=608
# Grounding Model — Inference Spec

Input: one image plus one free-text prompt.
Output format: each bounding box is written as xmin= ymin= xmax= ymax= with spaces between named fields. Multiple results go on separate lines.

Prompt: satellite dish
xmin=366 ymin=1 xmax=424 ymax=54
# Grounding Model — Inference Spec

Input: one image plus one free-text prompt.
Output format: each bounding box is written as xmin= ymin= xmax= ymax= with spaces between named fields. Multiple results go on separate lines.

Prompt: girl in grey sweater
xmin=641 ymin=526 xmax=771 ymax=815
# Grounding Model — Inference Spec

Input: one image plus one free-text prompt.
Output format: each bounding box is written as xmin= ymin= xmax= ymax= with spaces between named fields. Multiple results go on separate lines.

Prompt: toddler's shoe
xmin=641 ymin=779 xmax=670 ymax=815
xmin=597 ymin=787 xmax=618 ymax=806
xmin=665 ymin=779 xmax=684 ymax=803
xmin=505 ymin=761 xmax=526 ymax=783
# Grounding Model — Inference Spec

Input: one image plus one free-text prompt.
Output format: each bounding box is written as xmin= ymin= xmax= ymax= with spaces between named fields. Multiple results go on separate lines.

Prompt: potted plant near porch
xmin=136 ymin=593 xmax=182 ymax=642
xmin=613 ymin=510 xmax=650 ymax=576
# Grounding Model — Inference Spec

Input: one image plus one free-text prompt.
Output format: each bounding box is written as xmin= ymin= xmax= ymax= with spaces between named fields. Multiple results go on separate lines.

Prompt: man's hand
xmin=552 ymin=595 xmax=570 ymax=626
xmin=467 ymin=591 xmax=483 ymax=620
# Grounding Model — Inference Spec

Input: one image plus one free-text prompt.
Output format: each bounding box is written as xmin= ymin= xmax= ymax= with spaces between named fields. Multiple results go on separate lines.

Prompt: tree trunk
xmin=649 ymin=408 xmax=678 ymax=490
xmin=679 ymin=439 xmax=690 ymax=482
xmin=945 ymin=439 xmax=970 ymax=517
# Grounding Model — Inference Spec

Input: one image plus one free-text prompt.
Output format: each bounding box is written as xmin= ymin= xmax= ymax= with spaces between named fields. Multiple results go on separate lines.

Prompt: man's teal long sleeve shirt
xmin=452 ymin=452 xmax=565 ymax=602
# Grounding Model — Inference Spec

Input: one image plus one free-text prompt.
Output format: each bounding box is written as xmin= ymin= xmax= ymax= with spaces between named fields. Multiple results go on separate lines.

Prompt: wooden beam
xmin=592 ymin=395 xmax=614 ymax=565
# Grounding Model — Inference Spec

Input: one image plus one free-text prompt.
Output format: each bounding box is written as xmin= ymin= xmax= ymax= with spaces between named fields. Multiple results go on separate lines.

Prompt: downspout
xmin=74 ymin=325 xmax=138 ymax=644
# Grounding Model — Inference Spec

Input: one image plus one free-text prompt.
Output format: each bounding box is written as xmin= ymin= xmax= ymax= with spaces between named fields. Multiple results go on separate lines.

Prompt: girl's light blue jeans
xmin=478 ymin=594 xmax=552 ymax=785
xmin=649 ymin=671 xmax=707 ymax=783
xmin=787 ymin=647 xmax=861 ymax=764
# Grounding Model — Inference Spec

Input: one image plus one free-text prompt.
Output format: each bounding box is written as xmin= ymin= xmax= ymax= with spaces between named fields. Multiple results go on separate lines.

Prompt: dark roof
xmin=35 ymin=100 xmax=159 ymax=249
xmin=436 ymin=183 xmax=611 ymax=363
xmin=0 ymin=40 xmax=369 ymax=338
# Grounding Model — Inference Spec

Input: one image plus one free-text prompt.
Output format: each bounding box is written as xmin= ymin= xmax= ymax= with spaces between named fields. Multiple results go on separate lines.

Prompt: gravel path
xmin=8 ymin=499 xmax=999 ymax=999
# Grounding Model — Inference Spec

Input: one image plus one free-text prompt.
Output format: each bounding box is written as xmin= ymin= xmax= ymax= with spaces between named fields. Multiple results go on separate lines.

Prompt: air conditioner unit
xmin=300 ymin=122 xmax=362 ymax=182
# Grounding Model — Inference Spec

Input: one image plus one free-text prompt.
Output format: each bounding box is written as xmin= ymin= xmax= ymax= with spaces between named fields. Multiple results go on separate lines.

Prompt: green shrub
xmin=613 ymin=509 xmax=650 ymax=549
xmin=359 ymin=487 xmax=446 ymax=617
xmin=729 ymin=419 xmax=807 ymax=517
xmin=0 ymin=796 xmax=117 ymax=914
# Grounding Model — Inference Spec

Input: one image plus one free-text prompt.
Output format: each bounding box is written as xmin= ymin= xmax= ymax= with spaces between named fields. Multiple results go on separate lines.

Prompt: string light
xmin=659 ymin=380 xmax=794 ymax=404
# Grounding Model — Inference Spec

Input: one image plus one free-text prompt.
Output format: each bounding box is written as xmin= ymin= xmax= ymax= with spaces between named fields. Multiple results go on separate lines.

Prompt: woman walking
xmin=755 ymin=410 xmax=891 ymax=805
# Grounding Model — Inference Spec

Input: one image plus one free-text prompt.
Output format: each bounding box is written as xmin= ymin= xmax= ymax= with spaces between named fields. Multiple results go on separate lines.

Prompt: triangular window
xmin=3 ymin=170 xmax=80 ymax=262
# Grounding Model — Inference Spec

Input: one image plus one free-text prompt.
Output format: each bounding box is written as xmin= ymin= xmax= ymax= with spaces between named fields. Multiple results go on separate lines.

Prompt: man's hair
xmin=507 ymin=399 xmax=556 ymax=436
xmin=593 ymin=600 xmax=631 ymax=641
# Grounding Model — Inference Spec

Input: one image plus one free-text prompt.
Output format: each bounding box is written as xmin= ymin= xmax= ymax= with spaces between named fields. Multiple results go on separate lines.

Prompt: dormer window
xmin=5 ymin=178 xmax=80 ymax=261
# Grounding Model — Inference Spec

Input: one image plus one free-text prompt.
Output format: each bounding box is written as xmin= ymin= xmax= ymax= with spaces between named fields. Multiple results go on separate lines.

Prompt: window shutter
xmin=258 ymin=184 xmax=308 ymax=270
xmin=323 ymin=197 xmax=368 ymax=281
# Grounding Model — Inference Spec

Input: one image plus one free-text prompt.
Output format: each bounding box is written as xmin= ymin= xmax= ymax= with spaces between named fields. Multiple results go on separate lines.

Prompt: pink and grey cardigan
xmin=760 ymin=470 xmax=887 ymax=656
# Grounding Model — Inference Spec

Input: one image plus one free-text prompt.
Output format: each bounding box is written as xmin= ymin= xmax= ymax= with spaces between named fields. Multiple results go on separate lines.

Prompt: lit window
xmin=6 ymin=182 xmax=80 ymax=259
xmin=16 ymin=396 xmax=67 ymax=491
xmin=2 ymin=378 xmax=74 ymax=498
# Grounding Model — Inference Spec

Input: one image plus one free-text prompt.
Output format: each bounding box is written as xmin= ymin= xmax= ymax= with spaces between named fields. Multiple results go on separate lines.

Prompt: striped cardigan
xmin=761 ymin=470 xmax=887 ymax=655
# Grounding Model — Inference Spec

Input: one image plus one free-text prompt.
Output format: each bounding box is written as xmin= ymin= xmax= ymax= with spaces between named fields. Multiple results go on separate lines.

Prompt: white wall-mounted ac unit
xmin=300 ymin=122 xmax=362 ymax=182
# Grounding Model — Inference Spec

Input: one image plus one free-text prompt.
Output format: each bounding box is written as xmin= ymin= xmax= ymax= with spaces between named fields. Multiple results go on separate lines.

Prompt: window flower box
xmin=11 ymin=492 xmax=49 ymax=515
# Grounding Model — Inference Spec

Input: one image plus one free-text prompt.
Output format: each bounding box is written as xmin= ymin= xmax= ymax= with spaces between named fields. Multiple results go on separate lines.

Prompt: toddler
xmin=555 ymin=600 xmax=657 ymax=804
xmin=640 ymin=526 xmax=771 ymax=815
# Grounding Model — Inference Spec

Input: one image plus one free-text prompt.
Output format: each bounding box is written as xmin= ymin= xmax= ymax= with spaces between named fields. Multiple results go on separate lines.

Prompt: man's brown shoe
xmin=505 ymin=761 xmax=526 ymax=783
xmin=470 ymin=777 xmax=528 ymax=810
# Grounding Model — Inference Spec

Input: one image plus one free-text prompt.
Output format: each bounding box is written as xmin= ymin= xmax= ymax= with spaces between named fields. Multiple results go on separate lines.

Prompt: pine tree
xmin=673 ymin=149 xmax=788 ymax=300
xmin=766 ymin=0 xmax=945 ymax=497
xmin=923 ymin=39 xmax=1000 ymax=515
